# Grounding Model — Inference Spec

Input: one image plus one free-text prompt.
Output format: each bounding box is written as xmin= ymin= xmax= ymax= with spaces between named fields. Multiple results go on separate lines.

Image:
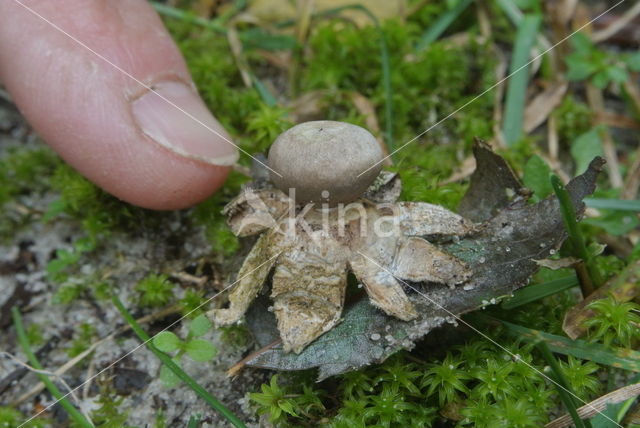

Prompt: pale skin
xmin=0 ymin=0 xmax=238 ymax=210
xmin=211 ymin=177 xmax=475 ymax=354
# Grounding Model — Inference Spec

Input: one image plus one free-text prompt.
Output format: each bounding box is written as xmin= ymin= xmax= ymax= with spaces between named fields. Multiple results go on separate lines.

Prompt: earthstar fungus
xmin=211 ymin=121 xmax=475 ymax=353
xmin=268 ymin=121 xmax=385 ymax=205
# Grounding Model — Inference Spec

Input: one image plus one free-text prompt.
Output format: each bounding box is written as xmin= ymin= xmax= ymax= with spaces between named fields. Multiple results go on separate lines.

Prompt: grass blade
xmin=502 ymin=14 xmax=541 ymax=146
xmin=251 ymin=74 xmax=278 ymax=107
xmin=151 ymin=2 xmax=227 ymax=34
xmin=502 ymin=275 xmax=578 ymax=309
xmin=111 ymin=294 xmax=247 ymax=428
xmin=537 ymin=341 xmax=590 ymax=428
xmin=486 ymin=317 xmax=640 ymax=372
xmin=415 ymin=0 xmax=474 ymax=51
xmin=552 ymin=175 xmax=605 ymax=289
xmin=12 ymin=307 xmax=94 ymax=428
xmin=585 ymin=198 xmax=640 ymax=211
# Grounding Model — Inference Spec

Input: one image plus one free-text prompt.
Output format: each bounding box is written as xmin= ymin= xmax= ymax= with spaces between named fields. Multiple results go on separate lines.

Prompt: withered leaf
xmin=242 ymin=144 xmax=605 ymax=380
xmin=458 ymin=139 xmax=529 ymax=222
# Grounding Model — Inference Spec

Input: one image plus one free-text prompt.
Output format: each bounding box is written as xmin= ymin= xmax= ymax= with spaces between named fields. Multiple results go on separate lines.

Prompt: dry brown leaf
xmin=288 ymin=90 xmax=328 ymax=123
xmin=226 ymin=25 xmax=252 ymax=88
xmin=592 ymin=2 xmax=640 ymax=43
xmin=440 ymin=156 xmax=475 ymax=185
xmin=523 ymin=81 xmax=568 ymax=133
xmin=595 ymin=110 xmax=640 ymax=131
xmin=347 ymin=91 xmax=391 ymax=161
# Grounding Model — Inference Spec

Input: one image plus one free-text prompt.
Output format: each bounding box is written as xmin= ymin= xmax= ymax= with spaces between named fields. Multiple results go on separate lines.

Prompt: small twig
xmin=226 ymin=24 xmax=252 ymax=88
xmin=476 ymin=1 xmax=492 ymax=39
xmin=82 ymin=358 xmax=96 ymax=401
xmin=573 ymin=261 xmax=595 ymax=297
xmin=622 ymin=79 xmax=640 ymax=117
xmin=227 ymin=339 xmax=282 ymax=377
xmin=0 ymin=337 xmax=58 ymax=396
xmin=491 ymin=48 xmax=509 ymax=148
xmin=170 ymin=271 xmax=209 ymax=287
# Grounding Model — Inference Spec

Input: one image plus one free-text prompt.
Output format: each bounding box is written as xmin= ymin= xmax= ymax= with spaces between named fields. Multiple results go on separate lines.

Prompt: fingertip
xmin=0 ymin=0 xmax=237 ymax=210
xmin=114 ymin=162 xmax=232 ymax=211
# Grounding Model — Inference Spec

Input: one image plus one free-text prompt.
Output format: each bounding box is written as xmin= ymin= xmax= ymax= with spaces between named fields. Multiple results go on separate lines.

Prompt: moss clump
xmin=179 ymin=289 xmax=209 ymax=318
xmin=135 ymin=274 xmax=176 ymax=308
xmin=219 ymin=324 xmax=252 ymax=348
xmin=81 ymin=382 xmax=134 ymax=428
xmin=0 ymin=146 xmax=60 ymax=239
xmin=191 ymin=169 xmax=250 ymax=259
xmin=0 ymin=406 xmax=47 ymax=428
xmin=0 ymin=146 xmax=59 ymax=205
xmin=66 ymin=322 xmax=97 ymax=358
xmin=250 ymin=334 xmax=601 ymax=427
xmin=302 ymin=20 xmax=495 ymax=147
xmin=49 ymin=164 xmax=167 ymax=241
xmin=554 ymin=96 xmax=593 ymax=146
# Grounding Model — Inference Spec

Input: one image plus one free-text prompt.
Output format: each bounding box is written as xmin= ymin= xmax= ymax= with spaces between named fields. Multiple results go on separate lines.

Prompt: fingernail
xmin=131 ymin=81 xmax=239 ymax=166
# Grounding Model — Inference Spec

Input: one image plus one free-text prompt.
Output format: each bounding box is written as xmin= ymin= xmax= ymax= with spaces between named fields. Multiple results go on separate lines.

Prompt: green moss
xmin=66 ymin=323 xmax=97 ymax=358
xmin=302 ymin=20 xmax=495 ymax=147
xmin=554 ymin=96 xmax=593 ymax=146
xmin=25 ymin=323 xmax=44 ymax=346
xmin=49 ymin=164 xmax=166 ymax=241
xmin=219 ymin=324 xmax=252 ymax=348
xmin=251 ymin=338 xmax=559 ymax=427
xmin=192 ymin=170 xmax=249 ymax=258
xmin=584 ymin=296 xmax=640 ymax=348
xmin=0 ymin=406 xmax=47 ymax=428
xmin=82 ymin=382 xmax=134 ymax=428
xmin=0 ymin=146 xmax=60 ymax=239
xmin=179 ymin=289 xmax=209 ymax=318
xmin=246 ymin=104 xmax=294 ymax=153
xmin=0 ymin=146 xmax=59 ymax=204
xmin=136 ymin=274 xmax=176 ymax=308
